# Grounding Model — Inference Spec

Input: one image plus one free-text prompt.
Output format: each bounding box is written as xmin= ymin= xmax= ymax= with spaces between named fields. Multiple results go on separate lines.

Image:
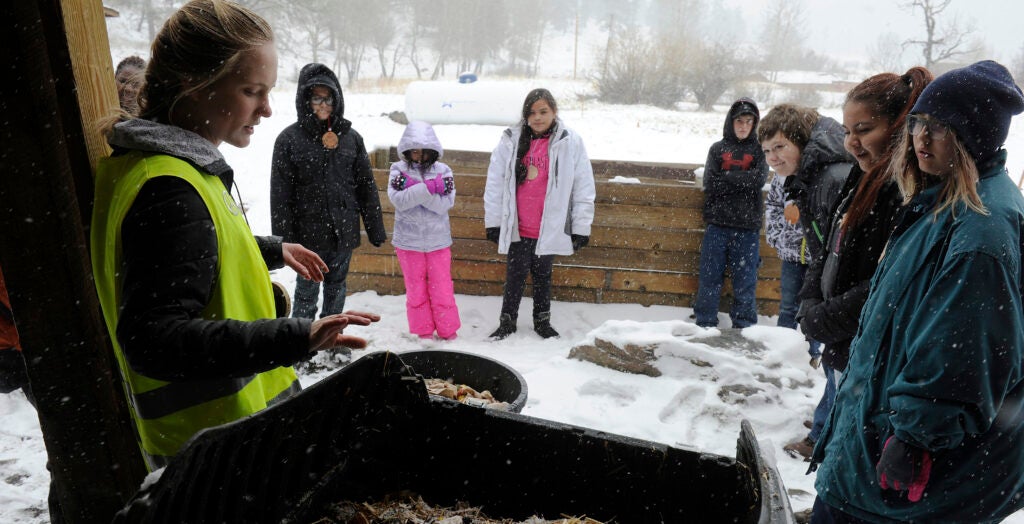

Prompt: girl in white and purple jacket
xmin=388 ymin=121 xmax=460 ymax=340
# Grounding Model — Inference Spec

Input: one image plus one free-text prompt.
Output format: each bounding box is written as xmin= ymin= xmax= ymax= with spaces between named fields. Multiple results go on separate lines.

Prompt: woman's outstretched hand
xmin=309 ymin=311 xmax=382 ymax=352
xmin=283 ymin=242 xmax=328 ymax=282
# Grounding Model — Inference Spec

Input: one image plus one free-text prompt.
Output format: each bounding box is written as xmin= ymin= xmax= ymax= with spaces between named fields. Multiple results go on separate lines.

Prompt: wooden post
xmin=370 ymin=148 xmax=392 ymax=170
xmin=0 ymin=0 xmax=147 ymax=521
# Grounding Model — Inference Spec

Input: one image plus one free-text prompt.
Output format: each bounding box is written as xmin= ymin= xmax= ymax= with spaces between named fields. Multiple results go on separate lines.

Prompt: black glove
xmin=876 ymin=436 xmax=931 ymax=502
xmin=486 ymin=227 xmax=500 ymax=244
xmin=571 ymin=234 xmax=589 ymax=251
xmin=796 ymin=297 xmax=820 ymax=326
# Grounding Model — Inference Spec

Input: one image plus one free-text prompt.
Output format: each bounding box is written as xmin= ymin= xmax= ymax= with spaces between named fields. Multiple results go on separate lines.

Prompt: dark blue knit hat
xmin=911 ymin=60 xmax=1024 ymax=165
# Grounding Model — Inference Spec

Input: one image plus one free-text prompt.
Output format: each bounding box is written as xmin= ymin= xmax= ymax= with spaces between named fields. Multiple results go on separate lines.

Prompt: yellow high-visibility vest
xmin=92 ymin=152 xmax=298 ymax=469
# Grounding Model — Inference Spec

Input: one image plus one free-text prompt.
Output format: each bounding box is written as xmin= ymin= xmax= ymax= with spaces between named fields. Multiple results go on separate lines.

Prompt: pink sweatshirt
xmin=516 ymin=137 xmax=550 ymax=239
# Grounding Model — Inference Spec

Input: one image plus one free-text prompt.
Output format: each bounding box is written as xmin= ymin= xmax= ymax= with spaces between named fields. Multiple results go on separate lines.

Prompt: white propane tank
xmin=404 ymin=80 xmax=532 ymax=126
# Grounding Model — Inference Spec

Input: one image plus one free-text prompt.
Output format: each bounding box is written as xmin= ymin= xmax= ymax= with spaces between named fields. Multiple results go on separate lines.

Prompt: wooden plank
xmin=352 ymin=253 xmax=609 ymax=290
xmin=591 ymin=201 xmax=702 ymax=229
xmin=63 ymin=0 xmax=117 ymax=169
xmin=591 ymin=158 xmax=698 ymax=181
xmin=599 ymin=289 xmax=694 ymax=308
xmin=348 ymin=273 xmax=601 ymax=310
xmin=347 ymin=274 xmax=780 ymax=316
xmin=378 ymin=214 xmax=780 ymax=259
xmin=551 ymin=287 xmax=600 ymax=303
xmin=374 ymin=170 xmax=709 ymax=207
xmin=451 ymin=259 xmax=513 ymax=282
xmin=592 ymin=181 xmax=704 ymax=208
xmin=378 ymin=195 xmax=707 ymax=230
xmin=372 ymin=147 xmax=700 ymax=181
xmin=599 ymin=290 xmax=780 ymax=315
xmin=348 ymin=274 xmax=504 ymax=297
xmin=606 ymin=269 xmax=782 ymax=300
xmin=350 ymin=254 xmax=509 ymax=282
xmin=550 ymin=266 xmax=608 ymax=288
xmin=359 ymin=235 xmax=782 ymax=278
xmin=385 ymin=195 xmax=712 ymax=230
xmin=347 ymin=273 xmax=405 ymax=295
xmin=607 ymin=270 xmax=699 ymax=295
xmin=354 ymin=248 xmax=780 ymax=293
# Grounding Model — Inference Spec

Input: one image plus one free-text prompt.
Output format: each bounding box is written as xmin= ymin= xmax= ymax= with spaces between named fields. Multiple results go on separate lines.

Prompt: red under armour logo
xmin=722 ymin=152 xmax=753 ymax=170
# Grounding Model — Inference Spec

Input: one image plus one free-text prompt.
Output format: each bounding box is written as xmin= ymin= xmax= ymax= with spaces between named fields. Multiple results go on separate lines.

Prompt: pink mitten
xmin=425 ymin=176 xmax=446 ymax=194
xmin=877 ymin=436 xmax=932 ymax=502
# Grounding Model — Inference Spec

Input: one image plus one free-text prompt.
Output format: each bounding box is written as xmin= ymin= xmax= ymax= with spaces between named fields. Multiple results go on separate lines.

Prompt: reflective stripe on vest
xmin=91 ymin=152 xmax=298 ymax=467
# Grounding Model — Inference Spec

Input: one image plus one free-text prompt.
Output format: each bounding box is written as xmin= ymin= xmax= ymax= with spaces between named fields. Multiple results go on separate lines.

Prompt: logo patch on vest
xmin=222 ymin=190 xmax=241 ymax=215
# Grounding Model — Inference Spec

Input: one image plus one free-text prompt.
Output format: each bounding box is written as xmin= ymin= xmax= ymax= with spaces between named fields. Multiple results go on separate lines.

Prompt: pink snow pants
xmin=395 ymin=247 xmax=461 ymax=339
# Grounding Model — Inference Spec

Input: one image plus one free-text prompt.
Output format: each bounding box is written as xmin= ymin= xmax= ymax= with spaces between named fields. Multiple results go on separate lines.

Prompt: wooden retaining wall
xmin=349 ymin=149 xmax=782 ymax=316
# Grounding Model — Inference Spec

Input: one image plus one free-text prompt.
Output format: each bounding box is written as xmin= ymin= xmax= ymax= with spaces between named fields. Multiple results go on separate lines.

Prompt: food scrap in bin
xmin=424 ymin=377 xmax=512 ymax=410
xmin=316 ymin=492 xmax=607 ymax=524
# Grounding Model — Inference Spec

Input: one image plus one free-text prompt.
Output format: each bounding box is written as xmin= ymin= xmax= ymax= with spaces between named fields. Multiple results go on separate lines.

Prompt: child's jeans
xmin=693 ymin=224 xmax=760 ymax=328
xmin=396 ymin=247 xmax=461 ymax=339
xmin=809 ymin=364 xmax=836 ymax=442
xmin=778 ymin=259 xmax=822 ymax=355
xmin=292 ymin=248 xmax=353 ymax=319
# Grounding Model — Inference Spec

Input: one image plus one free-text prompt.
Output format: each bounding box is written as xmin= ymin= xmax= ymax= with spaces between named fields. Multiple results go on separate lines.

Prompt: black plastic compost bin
xmin=114 ymin=351 xmax=794 ymax=523
xmin=396 ymin=349 xmax=528 ymax=412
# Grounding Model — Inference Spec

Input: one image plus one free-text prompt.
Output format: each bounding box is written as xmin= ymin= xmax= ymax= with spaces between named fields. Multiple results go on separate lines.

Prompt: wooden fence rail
xmin=349 ymin=148 xmax=782 ymax=316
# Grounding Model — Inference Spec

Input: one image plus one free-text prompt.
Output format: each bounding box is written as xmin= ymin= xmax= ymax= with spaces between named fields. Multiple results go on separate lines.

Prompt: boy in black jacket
xmin=693 ymin=98 xmax=768 ymax=328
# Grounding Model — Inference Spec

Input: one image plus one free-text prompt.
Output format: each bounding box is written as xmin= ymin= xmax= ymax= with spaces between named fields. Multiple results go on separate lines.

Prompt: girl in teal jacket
xmin=811 ymin=61 xmax=1024 ymax=523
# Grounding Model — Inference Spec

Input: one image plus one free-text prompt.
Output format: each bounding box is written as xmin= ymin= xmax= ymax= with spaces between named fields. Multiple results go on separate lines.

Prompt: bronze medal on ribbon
xmin=321 ymin=131 xmax=339 ymax=149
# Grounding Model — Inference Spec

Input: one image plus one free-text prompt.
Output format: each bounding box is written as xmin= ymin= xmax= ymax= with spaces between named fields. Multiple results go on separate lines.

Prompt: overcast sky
xmin=721 ymin=0 xmax=1022 ymax=69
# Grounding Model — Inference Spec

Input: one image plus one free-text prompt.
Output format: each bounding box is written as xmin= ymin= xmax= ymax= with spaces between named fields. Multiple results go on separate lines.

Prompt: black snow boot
xmin=489 ymin=313 xmax=517 ymax=340
xmin=533 ymin=311 xmax=560 ymax=339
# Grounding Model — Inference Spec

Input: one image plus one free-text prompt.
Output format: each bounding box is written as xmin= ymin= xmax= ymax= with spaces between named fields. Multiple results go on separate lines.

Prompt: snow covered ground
xmin=3 ymin=12 xmax=1024 ymax=524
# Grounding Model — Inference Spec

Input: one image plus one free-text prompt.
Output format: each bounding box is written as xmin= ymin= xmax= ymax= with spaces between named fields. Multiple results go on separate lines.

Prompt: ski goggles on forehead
xmin=908 ymin=115 xmax=950 ymax=140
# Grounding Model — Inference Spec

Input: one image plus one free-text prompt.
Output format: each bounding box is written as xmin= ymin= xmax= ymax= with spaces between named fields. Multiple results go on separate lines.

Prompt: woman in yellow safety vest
xmin=92 ymin=0 xmax=379 ymax=470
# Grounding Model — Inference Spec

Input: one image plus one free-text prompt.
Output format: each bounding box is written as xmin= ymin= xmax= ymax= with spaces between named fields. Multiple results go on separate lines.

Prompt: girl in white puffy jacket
xmin=388 ymin=121 xmax=460 ymax=340
xmin=483 ymin=88 xmax=596 ymax=340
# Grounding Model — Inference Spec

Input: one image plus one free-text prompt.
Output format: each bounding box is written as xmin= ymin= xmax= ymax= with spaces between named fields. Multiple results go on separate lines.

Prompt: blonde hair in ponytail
xmin=100 ymin=0 xmax=272 ymax=137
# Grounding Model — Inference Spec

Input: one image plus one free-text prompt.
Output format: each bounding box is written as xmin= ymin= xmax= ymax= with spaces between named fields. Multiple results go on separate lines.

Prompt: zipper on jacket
xmin=504 ymin=137 xmax=516 ymax=246
xmin=552 ymin=157 xmax=559 ymax=188
xmin=811 ymin=220 xmax=824 ymax=243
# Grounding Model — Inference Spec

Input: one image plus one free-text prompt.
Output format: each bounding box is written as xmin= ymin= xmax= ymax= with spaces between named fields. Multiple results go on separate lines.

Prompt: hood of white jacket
xmin=398 ymin=120 xmax=444 ymax=159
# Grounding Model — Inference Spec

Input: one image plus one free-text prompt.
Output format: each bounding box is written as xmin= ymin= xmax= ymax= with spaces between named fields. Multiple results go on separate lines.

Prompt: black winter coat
xmin=702 ymin=98 xmax=769 ymax=231
xmin=119 ymin=175 xmax=311 ymax=380
xmin=271 ymin=63 xmax=386 ymax=254
xmin=798 ymin=166 xmax=903 ymax=371
xmin=783 ymin=116 xmax=853 ymax=262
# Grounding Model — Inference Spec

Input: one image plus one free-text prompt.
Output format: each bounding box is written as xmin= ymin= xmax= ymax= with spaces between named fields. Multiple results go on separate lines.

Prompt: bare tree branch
xmin=900 ymin=0 xmax=977 ymax=68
